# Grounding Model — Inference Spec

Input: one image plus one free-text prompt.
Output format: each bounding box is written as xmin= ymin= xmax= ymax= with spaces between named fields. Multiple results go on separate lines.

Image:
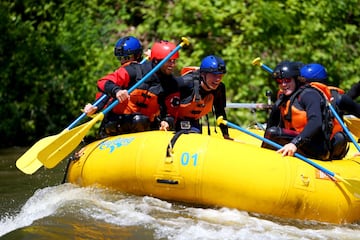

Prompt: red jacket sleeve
xmin=97 ymin=67 xmax=131 ymax=98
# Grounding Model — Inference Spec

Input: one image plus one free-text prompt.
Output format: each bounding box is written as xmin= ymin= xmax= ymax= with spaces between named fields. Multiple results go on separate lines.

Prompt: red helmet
xmin=150 ymin=40 xmax=179 ymax=60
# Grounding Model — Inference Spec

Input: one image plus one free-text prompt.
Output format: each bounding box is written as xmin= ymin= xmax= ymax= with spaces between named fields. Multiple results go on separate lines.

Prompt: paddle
xmin=35 ymin=37 xmax=190 ymax=170
xmin=328 ymin=104 xmax=360 ymax=151
xmin=16 ymin=54 xmax=150 ymax=174
xmin=16 ymin=94 xmax=108 ymax=174
xmin=252 ymin=57 xmax=273 ymax=74
xmin=216 ymin=116 xmax=360 ymax=199
xmin=344 ymin=116 xmax=360 ymax=139
xmin=226 ymin=102 xmax=272 ymax=109
xmin=251 ymin=57 xmax=360 ymax=145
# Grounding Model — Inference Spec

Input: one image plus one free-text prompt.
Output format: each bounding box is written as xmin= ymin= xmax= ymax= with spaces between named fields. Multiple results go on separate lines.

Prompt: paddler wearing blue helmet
xmin=176 ymin=55 xmax=232 ymax=140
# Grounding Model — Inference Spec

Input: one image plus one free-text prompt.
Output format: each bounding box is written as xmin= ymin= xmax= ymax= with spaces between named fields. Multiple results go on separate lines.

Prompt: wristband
xmin=291 ymin=136 xmax=303 ymax=147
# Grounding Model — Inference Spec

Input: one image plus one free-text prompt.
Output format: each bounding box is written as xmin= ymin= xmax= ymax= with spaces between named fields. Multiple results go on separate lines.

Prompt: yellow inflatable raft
xmin=66 ymin=129 xmax=360 ymax=224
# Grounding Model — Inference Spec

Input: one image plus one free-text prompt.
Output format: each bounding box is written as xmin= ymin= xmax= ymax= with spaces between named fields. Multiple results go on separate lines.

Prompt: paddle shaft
xmin=139 ymin=56 xmax=149 ymax=64
xmin=260 ymin=63 xmax=273 ymax=74
xmin=226 ymin=103 xmax=272 ymax=109
xmin=67 ymin=94 xmax=108 ymax=130
xmin=218 ymin=117 xmax=336 ymax=178
xmin=252 ymin=57 xmax=273 ymax=74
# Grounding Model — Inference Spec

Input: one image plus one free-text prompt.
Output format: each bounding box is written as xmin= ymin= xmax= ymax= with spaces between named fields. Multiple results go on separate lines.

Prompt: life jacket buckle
xmin=180 ymin=121 xmax=191 ymax=130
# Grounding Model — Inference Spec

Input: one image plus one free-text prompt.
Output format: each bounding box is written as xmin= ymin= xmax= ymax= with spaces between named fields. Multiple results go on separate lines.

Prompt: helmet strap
xmin=201 ymin=74 xmax=213 ymax=91
xmin=118 ymin=55 xmax=132 ymax=65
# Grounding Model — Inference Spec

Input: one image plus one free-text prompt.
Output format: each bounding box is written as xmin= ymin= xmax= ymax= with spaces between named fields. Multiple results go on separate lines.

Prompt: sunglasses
xmin=276 ymin=78 xmax=292 ymax=84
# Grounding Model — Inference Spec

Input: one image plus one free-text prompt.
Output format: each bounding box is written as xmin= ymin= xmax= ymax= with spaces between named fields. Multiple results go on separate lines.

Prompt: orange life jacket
xmin=309 ymin=82 xmax=345 ymax=101
xmin=280 ymin=99 xmax=307 ymax=133
xmin=178 ymin=94 xmax=214 ymax=120
xmin=94 ymin=88 xmax=159 ymax=119
xmin=122 ymin=89 xmax=160 ymax=122
xmin=308 ymin=82 xmax=344 ymax=136
xmin=280 ymin=84 xmax=343 ymax=140
xmin=180 ymin=66 xmax=199 ymax=76
xmin=178 ymin=67 xmax=214 ymax=120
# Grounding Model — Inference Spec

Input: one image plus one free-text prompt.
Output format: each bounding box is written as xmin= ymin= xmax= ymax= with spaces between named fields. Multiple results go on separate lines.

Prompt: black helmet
xmin=272 ymin=61 xmax=301 ymax=79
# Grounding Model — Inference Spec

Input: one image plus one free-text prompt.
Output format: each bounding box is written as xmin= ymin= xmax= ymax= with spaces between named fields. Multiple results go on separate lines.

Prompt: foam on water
xmin=1 ymin=184 xmax=360 ymax=240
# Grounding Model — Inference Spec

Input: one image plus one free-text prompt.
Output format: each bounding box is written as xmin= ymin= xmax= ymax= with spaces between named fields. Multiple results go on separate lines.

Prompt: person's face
xmin=202 ymin=73 xmax=224 ymax=90
xmin=160 ymin=59 xmax=176 ymax=75
xmin=276 ymin=78 xmax=296 ymax=96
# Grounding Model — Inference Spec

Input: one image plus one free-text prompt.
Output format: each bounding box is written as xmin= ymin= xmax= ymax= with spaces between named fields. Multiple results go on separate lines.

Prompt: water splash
xmin=1 ymin=184 xmax=360 ymax=239
xmin=0 ymin=184 xmax=100 ymax=236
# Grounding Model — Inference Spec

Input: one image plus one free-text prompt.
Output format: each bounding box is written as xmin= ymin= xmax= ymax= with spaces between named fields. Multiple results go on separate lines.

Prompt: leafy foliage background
xmin=1 ymin=0 xmax=359 ymax=147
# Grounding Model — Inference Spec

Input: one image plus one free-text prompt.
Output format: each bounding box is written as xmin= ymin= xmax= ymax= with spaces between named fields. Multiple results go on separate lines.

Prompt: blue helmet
xmin=300 ymin=63 xmax=328 ymax=84
xmin=200 ymin=55 xmax=226 ymax=74
xmin=114 ymin=36 xmax=142 ymax=61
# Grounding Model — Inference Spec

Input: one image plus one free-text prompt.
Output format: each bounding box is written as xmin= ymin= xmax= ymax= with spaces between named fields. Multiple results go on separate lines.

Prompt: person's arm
xmin=157 ymin=90 xmax=169 ymax=130
xmin=265 ymin=94 xmax=286 ymax=129
xmin=337 ymin=94 xmax=360 ymax=118
xmin=346 ymin=82 xmax=360 ymax=100
xmin=266 ymin=105 xmax=281 ymax=128
xmin=158 ymin=75 xmax=181 ymax=131
xmin=84 ymin=68 xmax=131 ymax=116
xmin=213 ymin=83 xmax=231 ymax=139
xmin=97 ymin=67 xmax=131 ymax=98
xmin=83 ymin=93 xmax=111 ymax=116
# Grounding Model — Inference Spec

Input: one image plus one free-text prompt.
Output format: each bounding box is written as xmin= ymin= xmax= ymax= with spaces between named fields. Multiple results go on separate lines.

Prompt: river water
xmin=1 ymin=147 xmax=360 ymax=240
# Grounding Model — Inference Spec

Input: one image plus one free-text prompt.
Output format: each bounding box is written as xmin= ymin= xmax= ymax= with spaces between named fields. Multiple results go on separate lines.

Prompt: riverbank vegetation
xmin=1 ymin=0 xmax=359 ymax=147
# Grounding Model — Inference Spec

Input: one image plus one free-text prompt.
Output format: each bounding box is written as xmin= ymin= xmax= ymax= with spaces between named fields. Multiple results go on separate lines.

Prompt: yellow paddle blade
xmin=16 ymin=159 xmax=43 ymax=175
xmin=344 ymin=116 xmax=360 ymax=139
xmin=335 ymin=175 xmax=360 ymax=199
xmin=15 ymin=136 xmax=57 ymax=174
xmin=37 ymin=113 xmax=104 ymax=168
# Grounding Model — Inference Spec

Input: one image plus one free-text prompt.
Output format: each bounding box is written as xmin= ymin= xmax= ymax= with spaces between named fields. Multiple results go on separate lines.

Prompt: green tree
xmin=1 ymin=0 xmax=359 ymax=147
